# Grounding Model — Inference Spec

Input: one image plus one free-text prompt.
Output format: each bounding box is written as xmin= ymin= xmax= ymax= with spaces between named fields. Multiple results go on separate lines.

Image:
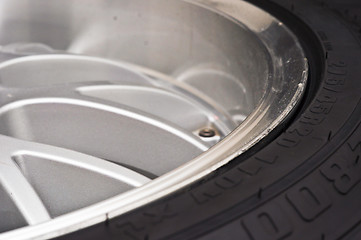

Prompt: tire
xmin=56 ymin=0 xmax=361 ymax=239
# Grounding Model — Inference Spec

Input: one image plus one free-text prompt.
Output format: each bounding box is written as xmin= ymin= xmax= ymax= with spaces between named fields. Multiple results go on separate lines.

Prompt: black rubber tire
xmin=56 ymin=0 xmax=361 ymax=239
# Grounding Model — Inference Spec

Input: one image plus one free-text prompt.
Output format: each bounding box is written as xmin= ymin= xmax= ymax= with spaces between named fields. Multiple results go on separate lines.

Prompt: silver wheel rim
xmin=0 ymin=0 xmax=307 ymax=239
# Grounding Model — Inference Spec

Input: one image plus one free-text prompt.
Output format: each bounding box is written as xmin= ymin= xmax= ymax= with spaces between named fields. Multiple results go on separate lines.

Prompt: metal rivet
xmin=199 ymin=128 xmax=216 ymax=138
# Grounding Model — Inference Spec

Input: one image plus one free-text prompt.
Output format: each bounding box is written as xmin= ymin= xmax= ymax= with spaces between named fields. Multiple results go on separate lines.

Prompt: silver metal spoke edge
xmin=0 ymin=135 xmax=152 ymax=226
xmin=0 ymin=97 xmax=210 ymax=151
xmin=0 ymin=54 xmax=238 ymax=134
xmin=0 ymin=161 xmax=51 ymax=226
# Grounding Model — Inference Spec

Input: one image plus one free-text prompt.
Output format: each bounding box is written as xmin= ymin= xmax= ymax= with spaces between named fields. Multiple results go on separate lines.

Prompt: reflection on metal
xmin=0 ymin=0 xmax=307 ymax=239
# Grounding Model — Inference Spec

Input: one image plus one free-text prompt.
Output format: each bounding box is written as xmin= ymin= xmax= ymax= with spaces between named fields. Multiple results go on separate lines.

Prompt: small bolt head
xmin=199 ymin=128 xmax=216 ymax=138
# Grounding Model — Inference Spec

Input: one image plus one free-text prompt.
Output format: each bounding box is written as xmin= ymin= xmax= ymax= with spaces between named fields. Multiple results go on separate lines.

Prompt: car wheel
xmin=0 ymin=0 xmax=360 ymax=239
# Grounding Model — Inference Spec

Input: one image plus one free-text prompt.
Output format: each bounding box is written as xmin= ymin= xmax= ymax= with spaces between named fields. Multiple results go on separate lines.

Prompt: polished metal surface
xmin=0 ymin=0 xmax=307 ymax=239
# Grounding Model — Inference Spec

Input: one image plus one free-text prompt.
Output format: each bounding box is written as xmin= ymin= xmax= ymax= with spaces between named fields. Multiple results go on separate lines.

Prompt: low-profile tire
xmin=57 ymin=0 xmax=361 ymax=239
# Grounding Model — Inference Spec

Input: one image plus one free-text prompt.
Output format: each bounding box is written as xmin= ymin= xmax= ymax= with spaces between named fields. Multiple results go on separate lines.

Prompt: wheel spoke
xmin=0 ymin=134 xmax=152 ymax=226
xmin=0 ymin=160 xmax=50 ymax=225
xmin=13 ymin=140 xmax=152 ymax=187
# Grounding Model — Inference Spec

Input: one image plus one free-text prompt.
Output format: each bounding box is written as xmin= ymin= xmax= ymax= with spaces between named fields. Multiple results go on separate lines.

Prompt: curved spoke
xmin=14 ymin=142 xmax=152 ymax=187
xmin=0 ymin=134 xmax=152 ymax=226
xmin=0 ymin=159 xmax=50 ymax=225
xmin=0 ymin=135 xmax=151 ymax=187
